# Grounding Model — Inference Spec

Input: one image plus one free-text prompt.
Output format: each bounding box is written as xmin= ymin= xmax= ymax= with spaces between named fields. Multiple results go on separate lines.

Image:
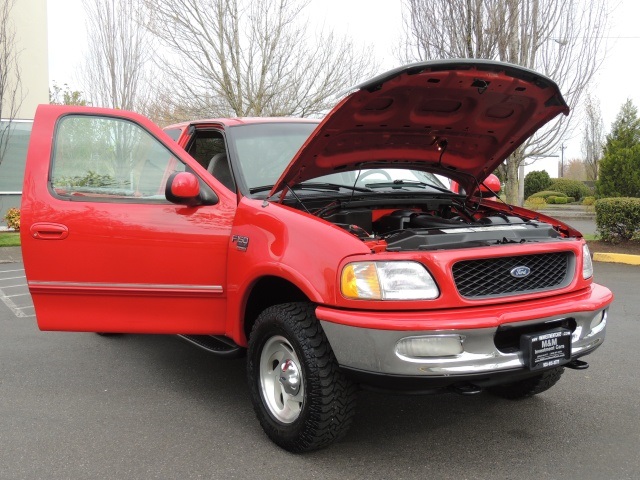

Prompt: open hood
xmin=270 ymin=60 xmax=569 ymax=196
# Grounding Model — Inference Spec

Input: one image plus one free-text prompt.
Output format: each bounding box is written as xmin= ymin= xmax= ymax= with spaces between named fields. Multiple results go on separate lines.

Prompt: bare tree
xmin=80 ymin=0 xmax=156 ymax=190
xmin=582 ymin=93 xmax=604 ymax=181
xmin=400 ymin=0 xmax=609 ymax=204
xmin=142 ymin=0 xmax=374 ymax=121
xmin=81 ymin=0 xmax=152 ymax=112
xmin=564 ymin=158 xmax=587 ymax=181
xmin=0 ymin=0 xmax=23 ymax=167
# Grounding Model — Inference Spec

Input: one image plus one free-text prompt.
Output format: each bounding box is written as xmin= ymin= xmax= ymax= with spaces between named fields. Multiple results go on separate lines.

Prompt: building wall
xmin=1 ymin=0 xmax=48 ymax=226
xmin=5 ymin=0 xmax=49 ymax=120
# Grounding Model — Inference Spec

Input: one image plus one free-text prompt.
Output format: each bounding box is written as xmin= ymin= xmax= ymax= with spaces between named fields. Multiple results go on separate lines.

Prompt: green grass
xmin=583 ymin=234 xmax=599 ymax=241
xmin=0 ymin=232 xmax=20 ymax=247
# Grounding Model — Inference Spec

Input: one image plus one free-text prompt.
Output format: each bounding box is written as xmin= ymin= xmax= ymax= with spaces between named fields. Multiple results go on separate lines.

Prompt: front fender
xmin=224 ymin=198 xmax=370 ymax=343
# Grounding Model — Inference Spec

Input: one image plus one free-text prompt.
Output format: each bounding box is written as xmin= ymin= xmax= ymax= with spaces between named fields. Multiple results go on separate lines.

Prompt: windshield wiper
xmin=365 ymin=180 xmax=454 ymax=194
xmin=250 ymin=182 xmax=373 ymax=194
xmin=298 ymin=182 xmax=373 ymax=192
xmin=249 ymin=185 xmax=274 ymax=194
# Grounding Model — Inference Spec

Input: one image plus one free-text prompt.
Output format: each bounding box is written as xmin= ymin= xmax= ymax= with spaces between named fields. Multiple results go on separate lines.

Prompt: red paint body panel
xmin=22 ymin=105 xmax=236 ymax=334
xmin=224 ymin=197 xmax=371 ymax=343
xmin=271 ymin=60 xmax=569 ymax=195
xmin=316 ymin=284 xmax=612 ymax=331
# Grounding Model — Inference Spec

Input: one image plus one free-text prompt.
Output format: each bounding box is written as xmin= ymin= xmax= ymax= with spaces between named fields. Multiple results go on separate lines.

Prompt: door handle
xmin=30 ymin=223 xmax=69 ymax=240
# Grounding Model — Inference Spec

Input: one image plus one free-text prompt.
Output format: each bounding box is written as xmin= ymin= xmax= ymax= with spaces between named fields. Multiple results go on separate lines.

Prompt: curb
xmin=593 ymin=252 xmax=640 ymax=266
xmin=537 ymin=213 xmax=595 ymax=223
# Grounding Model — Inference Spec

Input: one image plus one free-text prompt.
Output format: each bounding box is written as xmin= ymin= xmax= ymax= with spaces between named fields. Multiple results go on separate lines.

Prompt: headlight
xmin=583 ymin=244 xmax=594 ymax=279
xmin=341 ymin=261 xmax=439 ymax=300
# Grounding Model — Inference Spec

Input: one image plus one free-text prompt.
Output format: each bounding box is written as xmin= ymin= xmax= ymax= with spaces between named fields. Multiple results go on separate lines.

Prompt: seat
xmin=207 ymin=153 xmax=235 ymax=191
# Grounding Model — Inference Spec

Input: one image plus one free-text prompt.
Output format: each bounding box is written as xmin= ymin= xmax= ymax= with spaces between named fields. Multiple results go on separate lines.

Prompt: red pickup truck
xmin=21 ymin=60 xmax=612 ymax=452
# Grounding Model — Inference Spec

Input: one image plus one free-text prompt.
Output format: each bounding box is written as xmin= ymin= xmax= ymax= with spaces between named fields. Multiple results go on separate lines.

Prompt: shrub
xmin=547 ymin=196 xmax=569 ymax=205
xmin=57 ymin=171 xmax=116 ymax=188
xmin=595 ymin=197 xmax=640 ymax=243
xmin=548 ymin=179 xmax=591 ymax=200
xmin=524 ymin=170 xmax=552 ymax=199
xmin=566 ymin=197 xmax=576 ymax=203
xmin=3 ymin=208 xmax=20 ymax=231
xmin=524 ymin=197 xmax=547 ymax=210
xmin=582 ymin=196 xmax=596 ymax=206
xmin=528 ymin=190 xmax=567 ymax=200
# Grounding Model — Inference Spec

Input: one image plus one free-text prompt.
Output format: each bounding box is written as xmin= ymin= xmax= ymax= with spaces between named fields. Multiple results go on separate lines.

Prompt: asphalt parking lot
xmin=0 ymin=265 xmax=34 ymax=319
xmin=1 ymin=262 xmax=638 ymax=480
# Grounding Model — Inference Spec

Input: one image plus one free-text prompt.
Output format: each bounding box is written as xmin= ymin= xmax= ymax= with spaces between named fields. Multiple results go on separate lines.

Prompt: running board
xmin=178 ymin=334 xmax=244 ymax=358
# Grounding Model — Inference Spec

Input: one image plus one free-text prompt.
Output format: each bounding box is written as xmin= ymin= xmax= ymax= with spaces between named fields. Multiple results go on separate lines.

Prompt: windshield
xmin=228 ymin=122 xmax=451 ymax=196
xmin=228 ymin=122 xmax=317 ymax=191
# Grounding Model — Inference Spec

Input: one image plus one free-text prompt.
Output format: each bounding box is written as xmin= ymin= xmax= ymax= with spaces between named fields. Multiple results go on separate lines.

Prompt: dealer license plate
xmin=520 ymin=327 xmax=572 ymax=371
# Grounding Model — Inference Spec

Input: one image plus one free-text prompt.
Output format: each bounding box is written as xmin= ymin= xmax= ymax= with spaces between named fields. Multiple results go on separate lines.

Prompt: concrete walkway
xmin=538 ymin=206 xmax=596 ymax=235
xmin=537 ymin=206 xmax=640 ymax=265
xmin=538 ymin=205 xmax=596 ymax=220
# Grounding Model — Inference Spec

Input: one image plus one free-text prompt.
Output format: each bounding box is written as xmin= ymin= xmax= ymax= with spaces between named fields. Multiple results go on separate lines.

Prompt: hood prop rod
xmin=436 ymin=139 xmax=448 ymax=167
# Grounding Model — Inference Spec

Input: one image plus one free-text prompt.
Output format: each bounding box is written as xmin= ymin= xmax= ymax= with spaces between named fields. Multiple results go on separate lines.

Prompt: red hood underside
xmin=271 ymin=60 xmax=569 ymax=196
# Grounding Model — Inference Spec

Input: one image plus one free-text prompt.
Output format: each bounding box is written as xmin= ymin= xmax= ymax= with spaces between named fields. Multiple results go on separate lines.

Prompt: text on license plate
xmin=520 ymin=327 xmax=572 ymax=371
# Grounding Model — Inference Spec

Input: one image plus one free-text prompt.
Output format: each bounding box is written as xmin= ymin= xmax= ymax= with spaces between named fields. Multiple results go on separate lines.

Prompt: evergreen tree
xmin=524 ymin=170 xmax=552 ymax=199
xmin=597 ymin=100 xmax=640 ymax=197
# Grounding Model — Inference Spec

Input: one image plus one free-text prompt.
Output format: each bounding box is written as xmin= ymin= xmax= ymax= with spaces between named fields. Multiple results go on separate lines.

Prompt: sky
xmin=47 ymin=0 xmax=640 ymax=177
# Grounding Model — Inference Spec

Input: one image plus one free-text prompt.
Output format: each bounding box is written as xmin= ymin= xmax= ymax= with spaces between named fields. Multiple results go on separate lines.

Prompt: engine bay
xmin=317 ymin=199 xmax=566 ymax=251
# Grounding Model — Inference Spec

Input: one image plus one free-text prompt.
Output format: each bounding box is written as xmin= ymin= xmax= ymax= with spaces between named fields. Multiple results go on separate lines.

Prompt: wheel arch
xmin=241 ymin=276 xmax=312 ymax=343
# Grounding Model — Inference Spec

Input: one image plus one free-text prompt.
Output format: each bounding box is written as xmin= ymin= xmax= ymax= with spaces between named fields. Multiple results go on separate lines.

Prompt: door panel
xmin=21 ymin=105 xmax=236 ymax=334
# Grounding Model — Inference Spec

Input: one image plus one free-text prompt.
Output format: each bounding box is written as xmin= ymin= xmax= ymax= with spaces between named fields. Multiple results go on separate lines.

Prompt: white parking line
xmin=3 ymin=292 xmax=31 ymax=298
xmin=0 ymin=292 xmax=34 ymax=318
xmin=0 ymin=263 xmax=33 ymax=316
xmin=0 ymin=263 xmax=33 ymax=318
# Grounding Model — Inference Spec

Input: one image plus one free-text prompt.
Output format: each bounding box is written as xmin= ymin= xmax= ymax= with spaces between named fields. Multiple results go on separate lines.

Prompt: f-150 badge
xmin=232 ymin=235 xmax=249 ymax=251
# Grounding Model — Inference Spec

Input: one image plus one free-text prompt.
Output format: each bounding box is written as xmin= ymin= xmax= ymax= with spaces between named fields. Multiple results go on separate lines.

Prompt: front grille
xmin=452 ymin=252 xmax=573 ymax=299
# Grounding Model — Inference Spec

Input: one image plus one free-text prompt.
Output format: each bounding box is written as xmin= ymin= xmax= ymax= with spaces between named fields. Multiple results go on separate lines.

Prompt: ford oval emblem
xmin=510 ymin=266 xmax=531 ymax=278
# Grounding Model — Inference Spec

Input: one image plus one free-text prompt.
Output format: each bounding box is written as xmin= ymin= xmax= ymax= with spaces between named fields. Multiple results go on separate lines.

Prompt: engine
xmin=321 ymin=204 xmax=563 ymax=252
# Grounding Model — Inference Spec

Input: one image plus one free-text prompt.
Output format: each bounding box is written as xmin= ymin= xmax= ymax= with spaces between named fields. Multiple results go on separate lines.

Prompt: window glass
xmin=164 ymin=128 xmax=182 ymax=142
xmin=187 ymin=130 xmax=226 ymax=170
xmin=229 ymin=123 xmax=316 ymax=190
xmin=0 ymin=120 xmax=32 ymax=192
xmin=51 ymin=115 xmax=185 ymax=201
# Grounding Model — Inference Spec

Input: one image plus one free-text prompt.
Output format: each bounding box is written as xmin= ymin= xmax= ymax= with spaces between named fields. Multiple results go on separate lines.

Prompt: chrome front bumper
xmin=320 ymin=308 xmax=608 ymax=377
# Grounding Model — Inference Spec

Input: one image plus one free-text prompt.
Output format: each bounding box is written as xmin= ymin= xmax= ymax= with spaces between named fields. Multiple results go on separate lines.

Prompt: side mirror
xmin=165 ymin=172 xmax=202 ymax=206
xmin=478 ymin=174 xmax=501 ymax=198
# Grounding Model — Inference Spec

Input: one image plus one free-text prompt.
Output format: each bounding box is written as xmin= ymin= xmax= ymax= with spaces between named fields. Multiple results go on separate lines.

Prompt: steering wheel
xmin=356 ymin=169 xmax=393 ymax=184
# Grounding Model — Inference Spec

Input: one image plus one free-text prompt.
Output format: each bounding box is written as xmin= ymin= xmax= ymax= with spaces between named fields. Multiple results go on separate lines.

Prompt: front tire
xmin=247 ymin=302 xmax=357 ymax=452
xmin=487 ymin=367 xmax=565 ymax=399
